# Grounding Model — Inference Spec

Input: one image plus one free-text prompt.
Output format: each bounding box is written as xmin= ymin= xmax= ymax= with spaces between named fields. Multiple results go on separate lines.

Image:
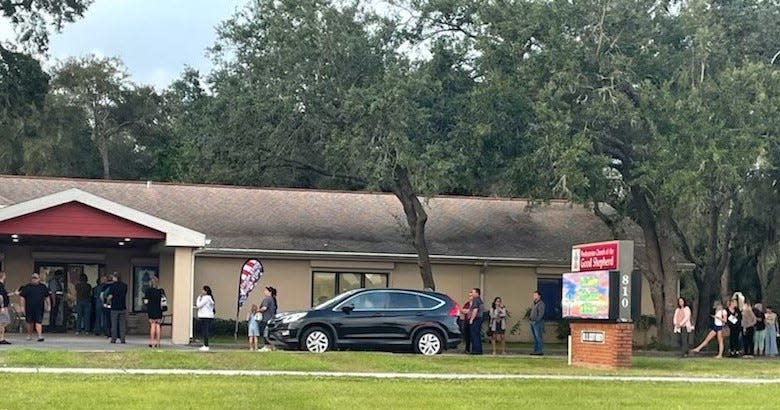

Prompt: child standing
xmin=247 ymin=304 xmax=261 ymax=351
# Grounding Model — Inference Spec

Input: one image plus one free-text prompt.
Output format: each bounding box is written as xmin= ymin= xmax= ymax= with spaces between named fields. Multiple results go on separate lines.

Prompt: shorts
xmin=248 ymin=322 xmax=260 ymax=337
xmin=149 ymin=318 xmax=163 ymax=324
xmin=258 ymin=321 xmax=268 ymax=339
xmin=25 ymin=308 xmax=44 ymax=324
xmin=711 ymin=324 xmax=723 ymax=332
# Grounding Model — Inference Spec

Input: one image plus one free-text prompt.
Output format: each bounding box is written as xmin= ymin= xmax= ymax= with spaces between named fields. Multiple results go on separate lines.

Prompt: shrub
xmin=192 ymin=318 xmax=248 ymax=337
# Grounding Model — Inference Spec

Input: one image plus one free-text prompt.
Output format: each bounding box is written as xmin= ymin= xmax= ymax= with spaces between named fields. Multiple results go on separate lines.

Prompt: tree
xmin=411 ymin=0 xmax=780 ymax=343
xmin=198 ymin=0 xmax=478 ymax=289
xmin=0 ymin=0 xmax=90 ymax=174
xmin=51 ymin=56 xmax=163 ymax=179
xmin=1 ymin=0 xmax=92 ymax=53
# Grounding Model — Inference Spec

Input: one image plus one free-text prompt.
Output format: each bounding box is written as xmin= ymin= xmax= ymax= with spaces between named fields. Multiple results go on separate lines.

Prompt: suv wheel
xmin=415 ymin=329 xmax=443 ymax=355
xmin=302 ymin=327 xmax=331 ymax=353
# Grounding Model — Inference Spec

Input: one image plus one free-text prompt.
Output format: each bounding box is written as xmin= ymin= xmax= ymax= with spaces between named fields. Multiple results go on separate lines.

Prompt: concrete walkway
xmin=0 ymin=333 xmax=193 ymax=351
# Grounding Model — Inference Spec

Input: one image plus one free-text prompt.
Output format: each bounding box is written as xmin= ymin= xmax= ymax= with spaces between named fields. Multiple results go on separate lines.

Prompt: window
xmin=312 ymin=272 xmax=389 ymax=306
xmin=343 ymin=291 xmax=389 ymax=310
xmin=389 ymin=292 xmax=421 ymax=309
xmin=538 ymin=278 xmax=563 ymax=320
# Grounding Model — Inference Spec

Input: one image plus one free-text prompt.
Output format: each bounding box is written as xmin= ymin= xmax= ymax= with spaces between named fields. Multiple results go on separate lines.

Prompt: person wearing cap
xmin=19 ymin=273 xmax=53 ymax=342
xmin=257 ymin=286 xmax=277 ymax=352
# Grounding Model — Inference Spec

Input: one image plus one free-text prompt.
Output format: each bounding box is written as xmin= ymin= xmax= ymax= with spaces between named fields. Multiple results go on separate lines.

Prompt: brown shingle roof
xmin=0 ymin=175 xmax=615 ymax=263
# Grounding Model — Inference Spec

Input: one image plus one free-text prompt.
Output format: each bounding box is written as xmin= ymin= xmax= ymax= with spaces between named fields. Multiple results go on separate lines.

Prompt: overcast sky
xmin=1 ymin=0 xmax=245 ymax=89
xmin=1 ymin=0 xmax=406 ymax=89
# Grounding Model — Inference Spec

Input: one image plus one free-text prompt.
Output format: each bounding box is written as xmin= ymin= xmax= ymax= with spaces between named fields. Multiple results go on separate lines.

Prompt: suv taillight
xmin=448 ymin=298 xmax=460 ymax=317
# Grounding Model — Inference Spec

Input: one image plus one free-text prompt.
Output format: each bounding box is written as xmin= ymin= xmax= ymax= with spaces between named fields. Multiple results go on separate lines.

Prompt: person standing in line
xmin=257 ymin=286 xmax=277 ymax=352
xmin=673 ymin=297 xmax=694 ymax=358
xmin=0 ymin=272 xmax=11 ymax=344
xmin=764 ymin=306 xmax=777 ymax=357
xmin=753 ymin=303 xmax=767 ymax=357
xmin=47 ymin=271 xmax=64 ymax=332
xmin=91 ymin=275 xmax=106 ymax=335
xmin=195 ymin=285 xmax=215 ymax=351
xmin=74 ymin=273 xmax=92 ymax=335
xmin=101 ymin=274 xmax=115 ymax=338
xmin=529 ymin=290 xmax=546 ymax=356
xmin=764 ymin=306 xmax=778 ymax=357
xmin=106 ymin=272 xmax=128 ymax=344
xmin=724 ymin=298 xmax=742 ymax=357
xmin=143 ymin=276 xmax=164 ymax=348
xmin=489 ymin=297 xmax=507 ymax=355
xmin=460 ymin=296 xmax=472 ymax=353
xmin=741 ymin=302 xmax=756 ymax=358
xmin=468 ymin=288 xmax=484 ymax=355
xmin=19 ymin=273 xmax=53 ymax=342
xmin=691 ymin=301 xmax=727 ymax=358
xmin=247 ymin=304 xmax=261 ymax=351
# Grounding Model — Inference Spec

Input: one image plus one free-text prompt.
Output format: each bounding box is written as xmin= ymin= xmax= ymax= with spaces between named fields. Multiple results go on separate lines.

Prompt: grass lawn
xmin=2 ymin=350 xmax=779 ymax=408
xmin=0 ymin=374 xmax=775 ymax=409
xmin=2 ymin=349 xmax=780 ymax=378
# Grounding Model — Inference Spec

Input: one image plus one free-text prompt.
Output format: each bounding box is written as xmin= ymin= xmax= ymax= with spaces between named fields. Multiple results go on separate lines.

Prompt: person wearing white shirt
xmin=691 ymin=301 xmax=726 ymax=358
xmin=195 ymin=285 xmax=215 ymax=351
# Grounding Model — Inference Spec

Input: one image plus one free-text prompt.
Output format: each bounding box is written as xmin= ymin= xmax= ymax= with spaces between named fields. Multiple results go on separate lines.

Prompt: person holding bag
xmin=143 ymin=276 xmax=164 ymax=348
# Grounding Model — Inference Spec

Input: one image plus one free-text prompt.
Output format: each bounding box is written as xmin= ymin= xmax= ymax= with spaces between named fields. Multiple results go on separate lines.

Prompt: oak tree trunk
xmin=392 ymin=167 xmax=435 ymax=290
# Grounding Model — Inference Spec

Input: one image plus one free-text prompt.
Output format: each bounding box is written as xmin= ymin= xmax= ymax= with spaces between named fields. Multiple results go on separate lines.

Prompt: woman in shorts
xmin=691 ymin=301 xmax=727 ymax=358
xmin=489 ymin=297 xmax=507 ymax=355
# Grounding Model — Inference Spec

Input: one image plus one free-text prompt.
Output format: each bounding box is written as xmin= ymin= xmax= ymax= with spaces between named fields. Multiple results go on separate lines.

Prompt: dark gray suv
xmin=267 ymin=288 xmax=462 ymax=355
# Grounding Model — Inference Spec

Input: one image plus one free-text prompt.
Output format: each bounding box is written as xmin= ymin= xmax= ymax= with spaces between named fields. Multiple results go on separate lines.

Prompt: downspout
xmin=479 ymin=260 xmax=488 ymax=295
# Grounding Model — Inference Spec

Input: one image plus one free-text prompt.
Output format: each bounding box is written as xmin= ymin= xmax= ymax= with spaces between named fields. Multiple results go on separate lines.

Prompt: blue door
xmin=537 ymin=279 xmax=562 ymax=320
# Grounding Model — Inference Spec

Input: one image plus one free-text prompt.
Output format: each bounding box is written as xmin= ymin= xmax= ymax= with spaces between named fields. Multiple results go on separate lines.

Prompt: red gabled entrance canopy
xmin=0 ymin=201 xmax=164 ymax=239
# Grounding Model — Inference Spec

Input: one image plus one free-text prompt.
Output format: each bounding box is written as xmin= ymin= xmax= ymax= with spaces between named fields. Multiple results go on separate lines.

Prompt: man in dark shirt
xmin=47 ymin=271 xmax=64 ymax=331
xmin=19 ymin=273 xmax=53 ymax=342
xmin=106 ymin=272 xmax=128 ymax=344
xmin=468 ymin=288 xmax=484 ymax=355
xmin=75 ymin=273 xmax=92 ymax=335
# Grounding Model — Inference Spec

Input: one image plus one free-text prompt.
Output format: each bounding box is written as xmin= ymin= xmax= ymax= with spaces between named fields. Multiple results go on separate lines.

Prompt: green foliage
xmin=0 ymin=0 xmax=91 ymax=52
xmin=555 ymin=319 xmax=571 ymax=340
xmin=193 ymin=318 xmax=248 ymax=337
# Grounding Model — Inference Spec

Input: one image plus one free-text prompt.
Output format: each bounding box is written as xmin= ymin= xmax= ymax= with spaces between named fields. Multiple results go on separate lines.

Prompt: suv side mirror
xmin=341 ymin=305 xmax=354 ymax=314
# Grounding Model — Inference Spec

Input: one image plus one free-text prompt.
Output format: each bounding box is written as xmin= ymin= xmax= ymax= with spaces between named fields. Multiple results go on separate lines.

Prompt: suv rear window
xmin=388 ymin=292 xmax=442 ymax=309
xmin=388 ymin=292 xmax=422 ymax=309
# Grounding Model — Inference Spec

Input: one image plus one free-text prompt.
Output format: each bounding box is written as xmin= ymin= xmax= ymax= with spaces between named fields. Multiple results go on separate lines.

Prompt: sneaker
xmin=198 ymin=345 xmax=210 ymax=352
xmin=258 ymin=346 xmax=271 ymax=352
xmin=0 ymin=340 xmax=11 ymax=345
xmin=37 ymin=338 xmax=44 ymax=342
xmin=26 ymin=335 xmax=32 ymax=341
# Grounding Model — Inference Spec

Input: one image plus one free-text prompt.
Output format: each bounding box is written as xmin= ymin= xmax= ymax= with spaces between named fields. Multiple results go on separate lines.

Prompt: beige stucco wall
xmin=0 ymin=244 xmax=662 ymax=345
xmin=194 ymin=257 xmax=313 ymax=320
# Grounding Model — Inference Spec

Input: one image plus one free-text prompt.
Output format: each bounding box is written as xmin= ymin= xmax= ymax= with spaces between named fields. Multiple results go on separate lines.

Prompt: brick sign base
xmin=570 ymin=322 xmax=633 ymax=369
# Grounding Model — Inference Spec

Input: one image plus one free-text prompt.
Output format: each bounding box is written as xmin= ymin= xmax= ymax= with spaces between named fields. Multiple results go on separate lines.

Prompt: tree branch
xmin=669 ymin=215 xmax=700 ymax=266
